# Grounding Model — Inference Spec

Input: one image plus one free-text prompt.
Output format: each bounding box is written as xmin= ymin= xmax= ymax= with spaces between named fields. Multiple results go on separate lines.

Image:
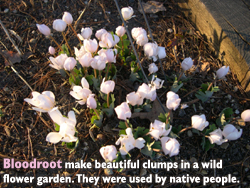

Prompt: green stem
xmin=94 ymin=69 xmax=97 ymax=78
xmin=107 ymin=92 xmax=110 ymax=108
xmin=105 ymin=62 xmax=111 ymax=80
xmin=93 ymin=109 xmax=100 ymax=119
xmin=62 ymin=32 xmax=73 ymax=55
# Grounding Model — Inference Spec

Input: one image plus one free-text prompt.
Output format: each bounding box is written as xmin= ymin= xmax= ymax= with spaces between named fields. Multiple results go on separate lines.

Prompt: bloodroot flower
xmin=100 ymin=78 xmax=115 ymax=95
xmin=100 ymin=145 xmax=117 ymax=162
xmin=191 ymin=114 xmax=209 ymax=131
xmin=53 ymin=19 xmax=67 ymax=32
xmin=36 ymin=24 xmax=51 ymax=36
xmin=116 ymin=128 xmax=145 ymax=155
xmin=222 ymin=124 xmax=242 ymax=141
xmin=149 ymin=120 xmax=172 ymax=140
xmin=166 ymin=91 xmax=181 ymax=111
xmin=62 ymin=12 xmax=73 ymax=25
xmin=181 ymin=57 xmax=193 ymax=71
xmin=24 ymin=91 xmax=55 ymax=112
xmin=216 ymin=66 xmax=229 ymax=79
xmin=121 ymin=6 xmax=134 ymax=21
xmin=241 ymin=109 xmax=250 ymax=122
xmin=208 ymin=129 xmax=227 ymax=145
xmin=114 ymin=102 xmax=131 ymax=120
xmin=148 ymin=63 xmax=158 ymax=74
xmin=115 ymin=26 xmax=126 ymax=37
xmin=64 ymin=57 xmax=77 ymax=71
xmin=160 ymin=137 xmax=180 ymax=157
xmin=49 ymin=54 xmax=68 ymax=70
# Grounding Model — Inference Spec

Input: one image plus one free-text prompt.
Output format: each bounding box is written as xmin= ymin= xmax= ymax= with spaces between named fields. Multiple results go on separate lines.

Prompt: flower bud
xmin=144 ymin=42 xmax=158 ymax=61
xmin=191 ymin=114 xmax=209 ymax=131
xmin=222 ymin=124 xmax=242 ymax=140
xmin=241 ymin=109 xmax=250 ymax=122
xmin=216 ymin=66 xmax=229 ymax=79
xmin=36 ymin=24 xmax=51 ymax=36
xmin=100 ymin=145 xmax=117 ymax=162
xmin=84 ymin=39 xmax=98 ymax=53
xmin=126 ymin=91 xmax=143 ymax=106
xmin=100 ymin=78 xmax=115 ymax=94
xmin=121 ymin=6 xmax=134 ymax=21
xmin=53 ymin=19 xmax=67 ymax=32
xmin=95 ymin=28 xmax=108 ymax=40
xmin=79 ymin=52 xmax=93 ymax=67
xmin=181 ymin=57 xmax=193 ymax=71
xmin=166 ymin=91 xmax=181 ymax=111
xmin=62 ymin=12 xmax=73 ymax=25
xmin=114 ymin=102 xmax=131 ymax=120
xmin=90 ymin=56 xmax=106 ymax=70
xmin=115 ymin=26 xmax=126 ymax=37
xmin=148 ymin=63 xmax=158 ymax=74
xmin=48 ymin=46 xmax=55 ymax=55
xmin=87 ymin=94 xmax=97 ymax=109
xmin=157 ymin=46 xmax=166 ymax=59
xmin=79 ymin=27 xmax=92 ymax=40
xmin=64 ymin=57 xmax=77 ymax=71
xmin=160 ymin=137 xmax=180 ymax=157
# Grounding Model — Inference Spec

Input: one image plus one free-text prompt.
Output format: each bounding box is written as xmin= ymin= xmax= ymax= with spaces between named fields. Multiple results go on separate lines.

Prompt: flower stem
xmin=107 ymin=92 xmax=110 ymax=108
xmin=70 ymin=70 xmax=76 ymax=83
xmin=69 ymin=24 xmax=82 ymax=45
xmin=50 ymin=36 xmax=63 ymax=51
xmin=125 ymin=120 xmax=129 ymax=128
xmin=165 ymin=110 xmax=171 ymax=125
xmin=207 ymin=79 xmax=216 ymax=91
xmin=62 ymin=31 xmax=73 ymax=55
xmin=177 ymin=70 xmax=184 ymax=82
xmin=179 ymin=126 xmax=192 ymax=134
xmin=99 ymin=70 xmax=102 ymax=81
xmin=93 ymin=108 xmax=100 ymax=119
xmin=105 ymin=62 xmax=111 ymax=80
xmin=94 ymin=69 xmax=97 ymax=78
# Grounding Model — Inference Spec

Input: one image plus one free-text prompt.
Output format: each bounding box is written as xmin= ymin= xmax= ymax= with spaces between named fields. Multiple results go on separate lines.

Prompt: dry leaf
xmin=0 ymin=50 xmax=21 ymax=66
xmin=200 ymin=62 xmax=210 ymax=77
xmin=131 ymin=100 xmax=171 ymax=122
xmin=138 ymin=1 xmax=166 ymax=14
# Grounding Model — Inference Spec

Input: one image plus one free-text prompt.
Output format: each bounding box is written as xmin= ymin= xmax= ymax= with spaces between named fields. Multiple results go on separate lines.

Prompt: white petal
xmin=46 ymin=132 xmax=63 ymax=144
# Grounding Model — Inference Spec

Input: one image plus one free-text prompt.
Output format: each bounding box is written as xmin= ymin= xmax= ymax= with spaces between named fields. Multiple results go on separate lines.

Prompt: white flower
xmin=148 ymin=63 xmax=158 ymax=74
xmin=115 ymin=128 xmax=145 ymax=155
xmin=64 ymin=57 xmax=77 ymax=71
xmin=46 ymin=110 xmax=78 ymax=144
xmin=49 ymin=54 xmax=68 ymax=70
xmin=191 ymin=114 xmax=209 ymax=131
xmin=121 ymin=6 xmax=134 ymax=21
xmin=24 ymin=91 xmax=55 ymax=112
xmin=216 ymin=66 xmax=229 ymax=79
xmin=99 ymin=32 xmax=120 ymax=49
xmin=98 ymin=49 xmax=117 ymax=63
xmin=149 ymin=120 xmax=172 ymax=140
xmin=90 ymin=55 xmax=106 ymax=70
xmin=114 ymin=102 xmax=131 ymax=120
xmin=131 ymin=27 xmax=148 ymax=46
xmin=53 ymin=19 xmax=67 ymax=32
xmin=222 ymin=124 xmax=242 ymax=141
xmin=100 ymin=78 xmax=115 ymax=94
xmin=70 ymin=77 xmax=92 ymax=105
xmin=126 ymin=92 xmax=143 ymax=106
xmin=157 ymin=46 xmax=166 ymax=59
xmin=36 ymin=24 xmax=51 ymax=36
xmin=241 ymin=109 xmax=250 ymax=122
xmin=144 ymin=42 xmax=158 ymax=61
xmin=87 ymin=94 xmax=97 ymax=109
xmin=116 ymin=26 xmax=126 ymax=37
xmin=151 ymin=75 xmax=164 ymax=89
xmin=84 ymin=39 xmax=98 ymax=53
xmin=78 ymin=27 xmax=92 ymax=40
xmin=181 ymin=57 xmax=193 ymax=71
xmin=100 ymin=145 xmax=117 ymax=162
xmin=95 ymin=28 xmax=108 ymax=40
xmin=78 ymin=52 xmax=93 ymax=67
xmin=74 ymin=46 xmax=87 ymax=60
xmin=208 ymin=128 xmax=227 ymax=145
xmin=166 ymin=91 xmax=181 ymax=111
xmin=160 ymin=137 xmax=180 ymax=157
xmin=48 ymin=46 xmax=55 ymax=55
xmin=137 ymin=83 xmax=157 ymax=101
xmin=62 ymin=12 xmax=73 ymax=25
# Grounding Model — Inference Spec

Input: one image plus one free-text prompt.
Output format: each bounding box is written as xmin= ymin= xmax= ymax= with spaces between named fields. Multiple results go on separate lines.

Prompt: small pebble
xmin=13 ymin=10 xmax=17 ymax=14
xmin=235 ymin=109 xmax=240 ymax=114
xmin=234 ymin=86 xmax=238 ymax=92
xmin=4 ymin=8 xmax=9 ymax=13
xmin=187 ymin=130 xmax=193 ymax=137
xmin=29 ymin=38 xmax=37 ymax=44
xmin=167 ymin=28 xmax=173 ymax=33
xmin=99 ymin=12 xmax=102 ymax=15
xmin=94 ymin=19 xmax=97 ymax=22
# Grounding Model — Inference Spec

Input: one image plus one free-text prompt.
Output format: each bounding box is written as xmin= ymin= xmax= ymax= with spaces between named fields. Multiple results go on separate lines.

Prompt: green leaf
xmin=201 ymin=137 xmax=214 ymax=151
xmin=119 ymin=129 xmax=126 ymax=136
xmin=118 ymin=121 xmax=127 ymax=129
xmin=142 ymin=103 xmax=151 ymax=112
xmin=92 ymin=77 xmax=100 ymax=91
xmin=61 ymin=44 xmax=70 ymax=56
xmin=91 ymin=111 xmax=103 ymax=128
xmin=158 ymin=112 xmax=169 ymax=123
xmin=141 ymin=142 xmax=154 ymax=159
xmin=216 ymin=107 xmax=234 ymax=126
xmin=195 ymin=90 xmax=213 ymax=103
xmin=172 ymin=125 xmax=182 ymax=134
xmin=171 ymin=80 xmax=183 ymax=93
xmin=55 ymin=123 xmax=60 ymax=132
xmin=66 ymin=139 xmax=79 ymax=150
xmin=204 ymin=124 xmax=217 ymax=135
xmin=152 ymin=141 xmax=162 ymax=150
xmin=133 ymin=127 xmax=149 ymax=139
xmin=134 ymin=108 xmax=143 ymax=113
xmin=59 ymin=69 xmax=67 ymax=78
xmin=85 ymin=75 xmax=94 ymax=85
xmin=62 ymin=142 xmax=65 ymax=146
xmin=129 ymin=71 xmax=140 ymax=82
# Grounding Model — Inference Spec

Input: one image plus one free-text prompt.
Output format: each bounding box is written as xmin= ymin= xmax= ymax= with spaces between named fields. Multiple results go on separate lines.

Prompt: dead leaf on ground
xmin=131 ymin=99 xmax=171 ymax=122
xmin=200 ymin=62 xmax=210 ymax=77
xmin=0 ymin=50 xmax=21 ymax=66
xmin=138 ymin=1 xmax=166 ymax=14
